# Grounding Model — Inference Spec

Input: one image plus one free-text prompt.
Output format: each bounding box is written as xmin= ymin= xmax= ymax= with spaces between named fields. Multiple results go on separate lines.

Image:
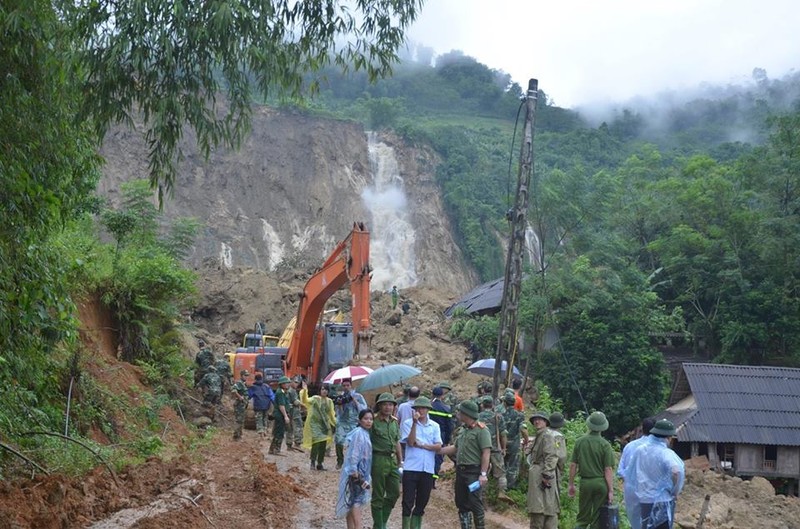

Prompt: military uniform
xmin=478 ymin=398 xmax=508 ymax=493
xmin=215 ymin=358 xmax=232 ymax=393
xmin=194 ymin=346 xmax=214 ymax=385
xmin=571 ymin=412 xmax=615 ymax=529
xmin=548 ymin=412 xmax=568 ymax=491
xmin=286 ymin=383 xmax=304 ymax=449
xmin=231 ymin=374 xmax=249 ymax=440
xmin=501 ymin=396 xmax=526 ymax=489
xmin=370 ymin=393 xmax=401 ymax=529
xmin=453 ymin=400 xmax=492 ymax=529
xmin=270 ymin=377 xmax=291 ymax=455
xmin=527 ymin=415 xmax=560 ymax=529
xmin=198 ymin=367 xmax=222 ymax=406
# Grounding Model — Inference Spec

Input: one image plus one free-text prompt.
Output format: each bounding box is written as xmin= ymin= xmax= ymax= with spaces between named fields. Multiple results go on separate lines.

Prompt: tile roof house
xmin=656 ymin=362 xmax=800 ymax=495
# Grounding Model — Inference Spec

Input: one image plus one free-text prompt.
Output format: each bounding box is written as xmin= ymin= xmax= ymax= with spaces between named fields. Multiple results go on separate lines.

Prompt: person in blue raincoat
xmin=617 ymin=418 xmax=655 ymax=529
xmin=336 ymin=409 xmax=374 ymax=529
xmin=622 ymin=419 xmax=685 ymax=529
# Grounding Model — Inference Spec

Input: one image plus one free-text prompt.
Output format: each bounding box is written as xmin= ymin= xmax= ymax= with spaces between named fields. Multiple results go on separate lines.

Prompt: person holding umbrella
xmin=334 ymin=377 xmax=368 ymax=469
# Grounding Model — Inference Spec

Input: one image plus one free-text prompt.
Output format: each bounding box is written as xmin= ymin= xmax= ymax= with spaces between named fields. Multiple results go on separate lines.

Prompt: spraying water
xmin=363 ymin=133 xmax=418 ymax=291
xmin=525 ymin=224 xmax=543 ymax=271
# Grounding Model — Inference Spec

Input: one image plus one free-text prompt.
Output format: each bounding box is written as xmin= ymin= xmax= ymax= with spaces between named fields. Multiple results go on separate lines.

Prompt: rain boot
xmin=402 ymin=516 xmax=411 ymax=529
xmin=411 ymin=514 xmax=422 ymax=528
xmin=459 ymin=512 xmax=472 ymax=529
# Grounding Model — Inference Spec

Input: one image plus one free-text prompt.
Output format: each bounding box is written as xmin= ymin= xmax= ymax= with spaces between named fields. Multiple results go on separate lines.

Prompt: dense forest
xmin=298 ymin=51 xmax=800 ymax=433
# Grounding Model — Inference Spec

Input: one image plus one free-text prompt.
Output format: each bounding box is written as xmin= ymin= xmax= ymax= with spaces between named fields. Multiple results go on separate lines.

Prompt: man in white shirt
xmin=396 ymin=386 xmax=419 ymax=456
xmin=400 ymin=396 xmax=442 ymax=529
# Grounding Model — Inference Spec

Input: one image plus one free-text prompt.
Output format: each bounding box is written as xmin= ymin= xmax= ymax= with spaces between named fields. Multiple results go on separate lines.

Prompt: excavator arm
xmin=284 ymin=222 xmax=372 ymax=383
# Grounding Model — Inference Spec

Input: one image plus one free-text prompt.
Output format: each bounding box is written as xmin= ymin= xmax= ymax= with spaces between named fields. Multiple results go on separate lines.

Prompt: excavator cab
xmin=322 ymin=323 xmax=354 ymax=373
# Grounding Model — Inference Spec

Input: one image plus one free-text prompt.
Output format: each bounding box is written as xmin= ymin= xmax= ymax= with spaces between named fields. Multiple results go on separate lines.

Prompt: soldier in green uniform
xmin=231 ymin=369 xmax=249 ymax=440
xmin=527 ymin=412 xmax=560 ymax=529
xmin=568 ymin=411 xmax=615 ymax=529
xmin=269 ymin=375 xmax=292 ymax=455
xmin=286 ymin=376 xmax=304 ymax=451
xmin=478 ymin=395 xmax=509 ymax=499
xmin=501 ymin=390 xmax=527 ymax=489
xmin=440 ymin=381 xmax=459 ymax=409
xmin=370 ymin=392 xmax=402 ymax=529
xmin=198 ymin=365 xmax=222 ymax=406
xmin=438 ymin=400 xmax=492 ymax=529
xmin=194 ymin=340 xmax=215 ymax=386
xmin=215 ymin=356 xmax=232 ymax=394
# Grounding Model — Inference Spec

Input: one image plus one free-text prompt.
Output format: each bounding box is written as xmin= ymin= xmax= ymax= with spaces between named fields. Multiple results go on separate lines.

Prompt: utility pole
xmin=492 ymin=79 xmax=538 ymax=399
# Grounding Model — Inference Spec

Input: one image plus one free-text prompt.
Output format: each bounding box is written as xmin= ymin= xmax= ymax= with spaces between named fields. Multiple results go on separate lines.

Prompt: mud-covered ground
xmin=1 ymin=267 xmax=799 ymax=528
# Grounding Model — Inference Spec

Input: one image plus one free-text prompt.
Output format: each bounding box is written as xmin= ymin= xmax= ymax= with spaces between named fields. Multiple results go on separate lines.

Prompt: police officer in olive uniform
xmin=231 ymin=369 xmax=249 ymax=440
xmin=501 ymin=390 xmax=527 ymax=489
xmin=439 ymin=400 xmax=492 ymax=529
xmin=477 ymin=395 xmax=509 ymax=499
xmin=370 ymin=392 xmax=403 ymax=529
xmin=527 ymin=412 xmax=560 ymax=529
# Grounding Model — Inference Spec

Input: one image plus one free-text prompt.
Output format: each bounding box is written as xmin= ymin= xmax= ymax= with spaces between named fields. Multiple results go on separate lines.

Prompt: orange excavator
xmin=282 ymin=222 xmax=372 ymax=385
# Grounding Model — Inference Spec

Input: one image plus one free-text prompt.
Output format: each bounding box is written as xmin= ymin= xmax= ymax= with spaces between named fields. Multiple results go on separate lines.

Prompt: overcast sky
xmin=407 ymin=0 xmax=799 ymax=108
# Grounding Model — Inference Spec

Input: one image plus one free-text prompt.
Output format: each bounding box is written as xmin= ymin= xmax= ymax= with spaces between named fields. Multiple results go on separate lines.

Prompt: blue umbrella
xmin=358 ymin=363 xmax=422 ymax=392
xmin=467 ymin=358 xmax=522 ymax=379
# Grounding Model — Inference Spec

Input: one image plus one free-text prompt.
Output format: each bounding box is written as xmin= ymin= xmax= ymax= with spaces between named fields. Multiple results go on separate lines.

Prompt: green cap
xmin=458 ymin=400 xmax=480 ymax=420
xmin=587 ymin=411 xmax=609 ymax=432
xmin=412 ymin=396 xmax=432 ymax=409
xmin=548 ymin=412 xmax=565 ymax=429
xmin=438 ymin=382 xmax=452 ymax=390
xmin=529 ymin=411 xmax=550 ymax=425
xmin=376 ymin=392 xmax=397 ymax=405
xmin=277 ymin=375 xmax=291 ymax=385
xmin=650 ymin=419 xmax=676 ymax=437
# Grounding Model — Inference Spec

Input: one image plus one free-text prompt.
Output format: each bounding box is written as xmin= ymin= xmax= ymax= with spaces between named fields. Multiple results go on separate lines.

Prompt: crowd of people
xmin=195 ymin=342 xmax=685 ymax=529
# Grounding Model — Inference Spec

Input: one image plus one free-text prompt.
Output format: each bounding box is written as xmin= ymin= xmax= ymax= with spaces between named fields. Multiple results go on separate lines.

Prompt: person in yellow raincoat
xmin=300 ymin=380 xmax=336 ymax=471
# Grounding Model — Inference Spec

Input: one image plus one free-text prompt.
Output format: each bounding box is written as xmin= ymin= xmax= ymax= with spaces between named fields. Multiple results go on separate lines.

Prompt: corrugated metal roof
xmin=673 ymin=363 xmax=800 ymax=446
xmin=443 ymin=277 xmax=504 ymax=317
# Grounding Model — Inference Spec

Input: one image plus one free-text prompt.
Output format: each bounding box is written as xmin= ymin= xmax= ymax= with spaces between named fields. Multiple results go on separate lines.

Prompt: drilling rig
xmin=492 ymin=79 xmax=538 ymax=398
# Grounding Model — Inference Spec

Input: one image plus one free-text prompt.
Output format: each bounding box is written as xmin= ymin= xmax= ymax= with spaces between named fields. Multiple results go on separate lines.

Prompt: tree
xmin=62 ymin=0 xmax=423 ymax=198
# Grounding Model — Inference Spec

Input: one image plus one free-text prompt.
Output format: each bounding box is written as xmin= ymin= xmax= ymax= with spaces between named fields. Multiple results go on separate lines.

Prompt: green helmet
xmin=376 ymin=392 xmax=397 ymax=405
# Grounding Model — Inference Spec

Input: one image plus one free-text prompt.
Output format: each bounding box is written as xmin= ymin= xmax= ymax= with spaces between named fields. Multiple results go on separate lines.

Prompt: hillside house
xmin=657 ymin=363 xmax=800 ymax=495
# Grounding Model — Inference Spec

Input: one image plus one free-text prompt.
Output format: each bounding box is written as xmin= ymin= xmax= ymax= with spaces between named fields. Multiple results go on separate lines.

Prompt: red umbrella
xmin=322 ymin=365 xmax=374 ymax=384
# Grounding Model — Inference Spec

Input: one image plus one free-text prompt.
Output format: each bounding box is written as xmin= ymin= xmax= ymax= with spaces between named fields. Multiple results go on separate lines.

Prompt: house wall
xmin=735 ymin=444 xmax=800 ymax=478
xmin=778 ymin=446 xmax=800 ymax=475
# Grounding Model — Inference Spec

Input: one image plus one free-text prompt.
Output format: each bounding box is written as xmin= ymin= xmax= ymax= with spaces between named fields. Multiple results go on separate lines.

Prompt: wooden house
xmin=657 ymin=363 xmax=800 ymax=495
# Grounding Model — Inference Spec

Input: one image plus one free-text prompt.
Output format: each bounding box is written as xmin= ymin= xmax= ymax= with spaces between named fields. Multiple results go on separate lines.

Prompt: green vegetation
xmin=1 ymin=0 xmax=419 ymax=478
xmin=313 ymin=53 xmax=800 ymax=434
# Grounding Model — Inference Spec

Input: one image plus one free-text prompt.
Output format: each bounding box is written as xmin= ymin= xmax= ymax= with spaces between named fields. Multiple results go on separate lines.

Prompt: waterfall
xmin=363 ymin=132 xmax=418 ymax=291
xmin=525 ymin=224 xmax=543 ymax=271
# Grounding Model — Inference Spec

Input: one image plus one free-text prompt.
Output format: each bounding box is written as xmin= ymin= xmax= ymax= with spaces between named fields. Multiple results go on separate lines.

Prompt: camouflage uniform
xmin=198 ymin=366 xmax=222 ymax=406
xmin=501 ymin=393 xmax=527 ymax=488
xmin=231 ymin=373 xmax=249 ymax=440
xmin=286 ymin=382 xmax=304 ymax=449
xmin=194 ymin=346 xmax=215 ymax=385
xmin=478 ymin=396 xmax=508 ymax=493
xmin=215 ymin=358 xmax=232 ymax=394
